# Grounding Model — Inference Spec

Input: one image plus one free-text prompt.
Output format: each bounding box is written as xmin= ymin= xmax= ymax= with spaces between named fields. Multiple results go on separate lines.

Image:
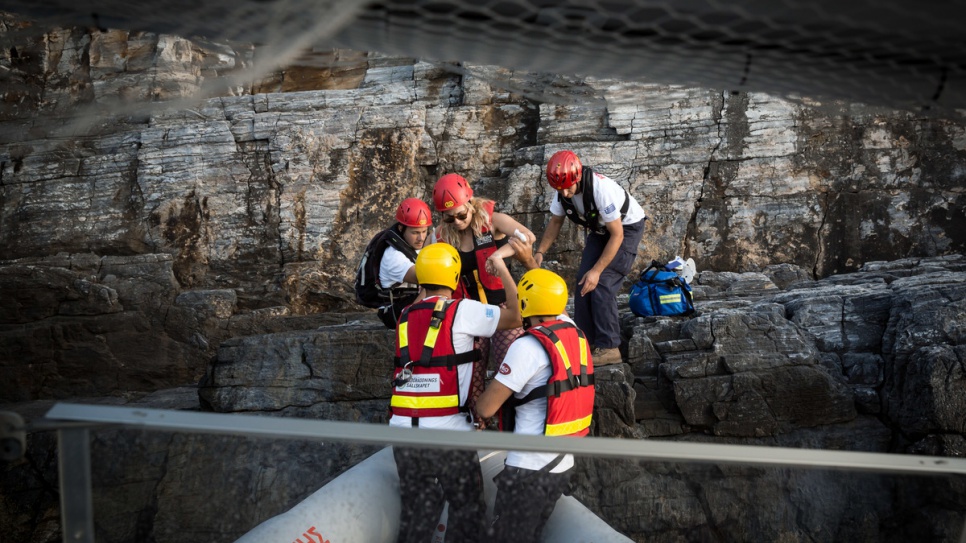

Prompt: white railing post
xmin=58 ymin=427 xmax=94 ymax=543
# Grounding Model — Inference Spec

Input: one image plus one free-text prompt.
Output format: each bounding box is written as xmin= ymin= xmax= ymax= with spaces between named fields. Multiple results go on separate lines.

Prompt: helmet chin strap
xmin=522 ymin=315 xmax=554 ymax=330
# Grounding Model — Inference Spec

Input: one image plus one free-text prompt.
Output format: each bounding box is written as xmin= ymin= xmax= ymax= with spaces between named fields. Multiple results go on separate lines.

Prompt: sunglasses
xmin=442 ymin=209 xmax=469 ymax=223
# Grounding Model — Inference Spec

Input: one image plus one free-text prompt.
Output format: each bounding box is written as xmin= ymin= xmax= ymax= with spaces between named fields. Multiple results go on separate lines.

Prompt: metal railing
xmin=12 ymin=402 xmax=966 ymax=543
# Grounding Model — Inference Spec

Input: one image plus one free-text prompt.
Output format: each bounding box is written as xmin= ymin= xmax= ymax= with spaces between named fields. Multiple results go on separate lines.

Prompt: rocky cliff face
xmin=5 ymin=257 xmax=964 ymax=543
xmin=1 ymin=18 xmax=965 ymax=543
xmin=1 ymin=20 xmax=964 ymax=309
xmin=2 ymin=20 xmax=964 ymax=400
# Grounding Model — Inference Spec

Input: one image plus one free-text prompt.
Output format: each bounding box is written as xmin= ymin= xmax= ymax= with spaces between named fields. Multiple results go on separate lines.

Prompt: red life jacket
xmin=391 ymin=297 xmax=481 ymax=418
xmin=436 ymin=200 xmax=507 ymax=305
xmin=503 ymin=320 xmax=596 ymax=437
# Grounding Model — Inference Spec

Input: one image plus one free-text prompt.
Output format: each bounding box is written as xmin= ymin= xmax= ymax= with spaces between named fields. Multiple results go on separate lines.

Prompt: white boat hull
xmin=235 ymin=447 xmax=632 ymax=543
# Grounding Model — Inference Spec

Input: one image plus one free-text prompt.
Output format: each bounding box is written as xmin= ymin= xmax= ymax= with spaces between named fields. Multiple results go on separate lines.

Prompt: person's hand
xmin=485 ymin=254 xmax=505 ymax=276
xmin=486 ymin=254 xmax=511 ymax=277
xmin=507 ymin=236 xmax=537 ymax=269
xmin=578 ymin=268 xmax=601 ymax=296
xmin=471 ymin=407 xmax=487 ymax=430
xmin=534 ymin=252 xmax=544 ymax=267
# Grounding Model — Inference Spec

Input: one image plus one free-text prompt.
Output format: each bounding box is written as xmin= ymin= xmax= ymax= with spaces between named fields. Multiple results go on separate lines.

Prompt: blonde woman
xmin=432 ymin=173 xmax=536 ymax=372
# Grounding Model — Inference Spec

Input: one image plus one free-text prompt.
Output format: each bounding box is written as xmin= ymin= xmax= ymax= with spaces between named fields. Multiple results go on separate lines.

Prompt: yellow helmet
xmin=517 ymin=268 xmax=568 ymax=318
xmin=415 ymin=243 xmax=461 ymax=290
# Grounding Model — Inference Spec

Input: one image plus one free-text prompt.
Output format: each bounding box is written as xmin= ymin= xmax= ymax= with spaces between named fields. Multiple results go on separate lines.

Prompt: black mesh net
xmin=1 ymin=0 xmax=965 ymax=119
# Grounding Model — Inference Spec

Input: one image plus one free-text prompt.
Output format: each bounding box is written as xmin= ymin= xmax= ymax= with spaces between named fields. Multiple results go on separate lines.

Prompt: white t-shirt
xmin=494 ymin=315 xmax=577 ymax=473
xmin=549 ymin=170 xmax=646 ymax=226
xmin=379 ymin=244 xmax=417 ymax=289
xmin=390 ymin=296 xmax=501 ymax=431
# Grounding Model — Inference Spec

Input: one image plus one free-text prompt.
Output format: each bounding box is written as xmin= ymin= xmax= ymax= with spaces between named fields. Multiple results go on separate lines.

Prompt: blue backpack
xmin=629 ymin=260 xmax=695 ymax=317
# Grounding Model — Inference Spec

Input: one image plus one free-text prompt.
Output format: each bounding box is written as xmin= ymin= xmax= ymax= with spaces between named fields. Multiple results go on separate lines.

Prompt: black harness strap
xmin=395 ymin=299 xmax=483 ymax=367
xmin=510 ymin=323 xmax=595 ymax=407
xmin=393 ymin=350 xmax=480 ymax=368
xmin=386 ymin=226 xmax=419 ymax=261
xmin=381 ymin=227 xmax=419 ymax=296
xmin=560 ymin=167 xmax=630 ymax=234
xmin=539 ymin=454 xmax=566 ymax=473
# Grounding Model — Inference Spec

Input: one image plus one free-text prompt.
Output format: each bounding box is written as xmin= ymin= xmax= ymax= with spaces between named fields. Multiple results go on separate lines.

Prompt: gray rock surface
xmin=1 ymin=18 xmax=964 ymax=314
xmin=5 ymin=256 xmax=964 ymax=543
xmin=1 ymin=14 xmax=965 ymax=543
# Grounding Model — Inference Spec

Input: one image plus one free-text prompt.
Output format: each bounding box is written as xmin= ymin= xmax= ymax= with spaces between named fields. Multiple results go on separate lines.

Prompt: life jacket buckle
xmin=392 ymin=362 xmax=415 ymax=387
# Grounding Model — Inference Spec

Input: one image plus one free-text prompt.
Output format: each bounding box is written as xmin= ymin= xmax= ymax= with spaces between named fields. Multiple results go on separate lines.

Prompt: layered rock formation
xmin=2 ymin=18 xmax=964 ymax=402
xmin=1 ymin=17 xmax=965 ymax=543
xmin=1 ymin=19 xmax=964 ymax=315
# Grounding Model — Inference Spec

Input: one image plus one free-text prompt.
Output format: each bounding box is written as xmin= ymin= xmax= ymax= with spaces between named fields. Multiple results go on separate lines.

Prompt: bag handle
xmin=640 ymin=259 xmax=688 ymax=288
xmin=639 ymin=259 xmax=662 ymax=282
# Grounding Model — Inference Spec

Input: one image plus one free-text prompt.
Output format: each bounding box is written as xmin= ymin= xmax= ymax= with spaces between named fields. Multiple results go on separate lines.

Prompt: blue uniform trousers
xmin=573 ymin=219 xmax=645 ymax=349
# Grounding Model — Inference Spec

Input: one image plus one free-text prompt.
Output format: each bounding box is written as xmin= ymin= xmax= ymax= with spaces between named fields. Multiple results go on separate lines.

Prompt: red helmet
xmin=395 ymin=198 xmax=432 ymax=228
xmin=546 ymin=150 xmax=582 ymax=190
xmin=433 ymin=173 xmax=473 ymax=211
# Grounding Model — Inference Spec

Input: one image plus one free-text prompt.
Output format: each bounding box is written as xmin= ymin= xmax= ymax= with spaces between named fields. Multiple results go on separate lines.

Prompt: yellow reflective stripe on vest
xmin=578 ymin=335 xmax=588 ymax=370
xmin=424 ymin=325 xmax=442 ymax=350
xmin=552 ymin=338 xmax=572 ymax=373
xmin=422 ymin=298 xmax=447 ymax=351
xmin=390 ymin=394 xmax=460 ymax=409
xmin=545 ymin=413 xmax=592 ymax=436
xmin=399 ymin=298 xmax=447 ymax=354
